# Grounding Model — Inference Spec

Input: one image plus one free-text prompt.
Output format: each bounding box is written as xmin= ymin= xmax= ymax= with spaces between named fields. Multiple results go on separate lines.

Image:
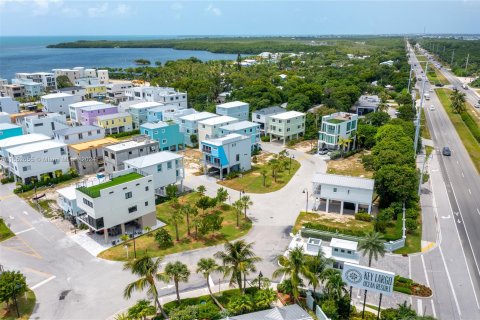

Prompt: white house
xmin=75 ymin=169 xmax=157 ymax=242
xmin=55 ymin=86 xmax=86 ymax=103
xmin=23 ymin=113 xmax=69 ymax=137
xmin=128 ymin=101 xmax=164 ymax=129
xmin=197 ymin=115 xmax=239 ymax=146
xmin=216 ymin=101 xmax=249 ymax=121
xmin=124 ymin=151 xmax=184 ymax=196
xmin=106 ymin=81 xmax=133 ymax=103
xmin=177 ymin=111 xmax=217 ymax=146
xmin=41 ymin=93 xmax=76 ymax=114
xmin=0 ymin=133 xmax=51 ymax=161
xmin=312 ymin=173 xmax=375 ymax=214
xmin=103 ymin=137 xmax=159 ymax=174
xmin=53 ymin=125 xmax=105 ymax=145
xmin=354 ymin=95 xmax=380 ymax=116
xmin=69 ymin=101 xmax=106 ymax=124
xmin=0 ymin=96 xmax=20 ymax=114
xmin=15 ymin=72 xmax=56 ymax=89
xmin=266 ymin=111 xmax=305 ymax=145
xmin=125 ymin=86 xmax=187 ymax=108
xmin=7 ymin=140 xmax=69 ymax=184
xmin=0 ymin=112 xmax=10 ymax=124
xmin=318 ymin=112 xmax=358 ymax=151
xmin=201 ymin=133 xmax=251 ymax=179
xmin=56 ymin=185 xmax=82 ymax=221
xmin=219 ymin=121 xmax=261 ymax=151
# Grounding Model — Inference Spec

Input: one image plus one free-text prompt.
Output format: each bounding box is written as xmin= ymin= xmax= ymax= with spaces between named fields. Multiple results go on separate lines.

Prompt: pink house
xmin=80 ymin=104 xmax=118 ymax=125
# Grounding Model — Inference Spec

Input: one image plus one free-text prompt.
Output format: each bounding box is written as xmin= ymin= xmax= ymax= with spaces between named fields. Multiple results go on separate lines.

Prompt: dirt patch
xmin=290 ymin=140 xmax=316 ymax=153
xmin=327 ymin=151 xmax=373 ymax=178
xmin=179 ymin=148 xmax=203 ymax=175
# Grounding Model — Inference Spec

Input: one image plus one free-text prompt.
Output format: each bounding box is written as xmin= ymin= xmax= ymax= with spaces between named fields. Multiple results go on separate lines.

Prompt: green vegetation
xmin=77 ymin=172 xmax=143 ymax=198
xmin=437 ymin=88 xmax=480 ymax=172
xmin=393 ymin=276 xmax=432 ymax=297
xmin=0 ymin=271 xmax=34 ymax=320
xmin=420 ymin=107 xmax=431 ymax=140
xmin=0 ymin=218 xmax=14 ymax=242
xmin=106 ymin=129 xmax=140 ymax=139
xmin=0 ymin=290 xmax=35 ymax=320
xmin=14 ymin=169 xmax=79 ymax=194
xmin=293 ymin=211 xmax=374 ymax=235
xmin=425 ymin=66 xmax=449 ymax=86
xmin=55 ymin=75 xmax=73 ymax=88
xmin=29 ymin=199 xmax=57 ymax=219
xmin=327 ymin=152 xmax=373 ymax=178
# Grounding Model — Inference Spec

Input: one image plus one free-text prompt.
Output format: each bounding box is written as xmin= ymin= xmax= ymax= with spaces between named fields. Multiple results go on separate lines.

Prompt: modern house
xmin=106 ymin=81 xmax=133 ymax=103
xmin=11 ymin=79 xmax=43 ymax=97
xmin=215 ymin=101 xmax=249 ymax=121
xmin=125 ymin=86 xmax=188 ymax=108
xmin=219 ymin=121 xmax=260 ymax=151
xmin=0 ymin=123 xmax=22 ymax=140
xmin=266 ymin=111 xmax=305 ymax=145
xmin=55 ymin=86 xmax=86 ymax=103
xmin=0 ymin=97 xmax=20 ymax=114
xmin=15 ymin=72 xmax=56 ymax=89
xmin=78 ymin=104 xmax=118 ymax=126
xmin=0 ymin=112 xmax=10 ymax=124
xmin=53 ymin=67 xmax=109 ymax=85
xmin=124 ymin=151 xmax=184 ymax=196
xmin=128 ymin=101 xmax=164 ymax=129
xmin=53 ymin=125 xmax=105 ymax=145
xmin=22 ymin=113 xmax=69 ymax=137
xmin=222 ymin=304 xmax=313 ymax=320
xmin=103 ymin=137 xmax=158 ymax=174
xmin=251 ymin=106 xmax=285 ymax=133
xmin=0 ymin=133 xmax=51 ymax=160
xmin=312 ymin=173 xmax=375 ymax=214
xmin=354 ymin=95 xmax=380 ymax=115
xmin=68 ymin=137 xmax=118 ymax=175
xmin=318 ymin=112 xmax=358 ymax=151
xmin=140 ymin=121 xmax=184 ymax=151
xmin=7 ymin=140 xmax=69 ymax=184
xmin=201 ymin=133 xmax=251 ymax=179
xmin=1 ymin=84 xmax=25 ymax=99
xmin=84 ymin=84 xmax=107 ymax=99
xmin=41 ymin=92 xmax=76 ymax=114
xmin=75 ymin=169 xmax=156 ymax=242
xmin=96 ymin=112 xmax=133 ymax=135
xmin=197 ymin=115 xmax=239 ymax=145
xmin=146 ymin=105 xmax=180 ymax=122
xmin=161 ymin=107 xmax=196 ymax=122
xmin=56 ymin=185 xmax=82 ymax=222
xmin=69 ymin=101 xmax=105 ymax=124
xmin=177 ymin=111 xmax=217 ymax=147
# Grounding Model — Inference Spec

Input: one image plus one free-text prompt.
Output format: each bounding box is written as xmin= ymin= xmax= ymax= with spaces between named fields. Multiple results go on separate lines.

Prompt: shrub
xmin=329 ymin=151 xmax=341 ymax=160
xmin=395 ymin=275 xmax=413 ymax=287
xmin=228 ymin=294 xmax=253 ymax=315
xmin=393 ymin=286 xmax=412 ymax=295
xmin=355 ymin=212 xmax=372 ymax=222
xmin=411 ymin=283 xmax=432 ymax=297
xmin=155 ymin=228 xmax=173 ymax=249
xmin=321 ymin=299 xmax=338 ymax=320
xmin=1 ymin=177 xmax=14 ymax=184
xmin=106 ymin=129 xmax=140 ymax=139
xmin=253 ymin=289 xmax=276 ymax=310
xmin=225 ymin=171 xmax=240 ymax=180
xmin=277 ymin=279 xmax=294 ymax=295
xmin=13 ymin=171 xmax=79 ymax=193
xmin=303 ymin=222 xmax=368 ymax=238
xmin=405 ymin=208 xmax=419 ymax=220
xmin=405 ymin=218 xmax=418 ymax=233
xmin=260 ymin=135 xmax=270 ymax=142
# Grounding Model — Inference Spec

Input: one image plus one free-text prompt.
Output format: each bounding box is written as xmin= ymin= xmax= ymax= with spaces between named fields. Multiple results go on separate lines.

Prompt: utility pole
xmin=451 ymin=49 xmax=455 ymax=66
xmin=465 ymin=53 xmax=470 ymax=73
xmin=414 ymin=62 xmax=428 ymax=156
xmin=407 ymin=63 xmax=413 ymax=92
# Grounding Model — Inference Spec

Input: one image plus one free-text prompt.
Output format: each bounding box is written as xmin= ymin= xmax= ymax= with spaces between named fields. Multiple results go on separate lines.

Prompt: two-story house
xmin=69 ymin=101 xmax=106 ymax=124
xmin=318 ymin=112 xmax=358 ymax=151
xmin=197 ymin=115 xmax=239 ymax=147
xmin=266 ymin=111 xmax=305 ymax=145
xmin=79 ymin=104 xmax=118 ymax=126
xmin=177 ymin=111 xmax=217 ymax=147
xmin=215 ymin=101 xmax=249 ymax=121
xmin=0 ymin=96 xmax=20 ymax=114
xmin=41 ymin=93 xmax=76 ymax=114
xmin=251 ymin=106 xmax=285 ymax=134
xmin=96 ymin=112 xmax=133 ymax=135
xmin=53 ymin=125 xmax=105 ymax=145
xmin=103 ymin=137 xmax=158 ymax=174
xmin=128 ymin=101 xmax=164 ymax=129
xmin=219 ymin=121 xmax=260 ymax=151
xmin=23 ymin=113 xmax=69 ymax=138
xmin=140 ymin=121 xmax=183 ymax=151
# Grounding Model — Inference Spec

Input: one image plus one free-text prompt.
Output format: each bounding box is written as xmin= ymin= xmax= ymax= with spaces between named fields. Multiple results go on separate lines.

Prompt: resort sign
xmin=342 ymin=263 xmax=395 ymax=296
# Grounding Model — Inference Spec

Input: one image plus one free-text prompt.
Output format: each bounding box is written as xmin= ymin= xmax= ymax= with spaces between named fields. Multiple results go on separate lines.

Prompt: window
xmin=167 ymin=161 xmax=172 ymax=169
xmin=145 ymin=186 xmax=149 ymax=191
xmin=333 ymin=188 xmax=337 ymax=192
xmin=97 ymin=129 xmax=101 ymax=134
xmin=88 ymin=131 xmax=92 ymax=136
xmin=162 ymin=139 xmax=167 ymax=144
xmin=104 ymin=151 xmax=108 ymax=157
xmin=347 ymin=250 xmax=352 ymax=254
xmin=83 ymin=198 xmax=93 ymax=208
xmin=176 ymin=169 xmax=179 ymax=177
xmin=236 ymin=154 xmax=240 ymax=161
xmin=145 ymin=201 xmax=149 ymax=206
xmin=78 ymin=133 xmax=83 ymax=139
xmin=53 ymin=159 xmax=58 ymax=165
xmin=161 ymin=129 xmax=165 ymax=133
xmin=157 ymin=164 xmax=162 ymax=172
xmin=60 ymin=147 xmax=66 ymax=155
xmin=256 ymin=114 xmax=260 ymax=119
xmin=175 ymin=159 xmax=179 ymax=165
xmin=334 ymin=248 xmax=338 ymax=252
xmin=65 ymin=135 xmax=69 ymax=140
xmin=341 ymin=249 xmax=345 ymax=253
xmin=125 ymin=192 xmax=132 ymax=199
xmin=22 ymin=166 xmax=30 ymax=172
xmin=128 ymin=206 xmax=137 ymax=213
xmin=33 ymin=123 xmax=43 ymax=127
xmin=111 ymin=153 xmax=115 ymax=159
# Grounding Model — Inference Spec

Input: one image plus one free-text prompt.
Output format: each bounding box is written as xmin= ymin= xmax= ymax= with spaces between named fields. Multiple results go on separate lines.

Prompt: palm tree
xmin=450 ymin=90 xmax=466 ymax=113
xmin=197 ymin=185 xmax=206 ymax=195
xmin=163 ymin=261 xmax=191 ymax=303
xmin=232 ymin=200 xmax=243 ymax=227
xmin=196 ymin=258 xmax=224 ymax=310
xmin=240 ymin=195 xmax=253 ymax=219
xmin=273 ymin=247 xmax=314 ymax=303
xmin=123 ymin=256 xmax=167 ymax=318
xmin=169 ymin=209 xmax=184 ymax=242
xmin=127 ymin=299 xmax=156 ymax=320
xmin=214 ymin=240 xmax=261 ymax=294
xmin=260 ymin=168 xmax=268 ymax=187
xmin=358 ymin=231 xmax=386 ymax=267
xmin=306 ymin=249 xmax=331 ymax=294
xmin=323 ymin=269 xmax=347 ymax=301
xmin=337 ymin=136 xmax=352 ymax=155
xmin=180 ymin=204 xmax=195 ymax=237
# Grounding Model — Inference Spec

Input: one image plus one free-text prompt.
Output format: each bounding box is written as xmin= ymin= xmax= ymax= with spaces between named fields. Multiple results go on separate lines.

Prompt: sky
xmin=0 ymin=0 xmax=479 ymax=36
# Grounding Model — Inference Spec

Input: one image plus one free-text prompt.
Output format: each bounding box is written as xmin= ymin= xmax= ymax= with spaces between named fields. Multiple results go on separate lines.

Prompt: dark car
xmin=442 ymin=147 xmax=452 ymax=156
xmin=318 ymin=148 xmax=329 ymax=155
xmin=435 ymin=83 xmax=444 ymax=87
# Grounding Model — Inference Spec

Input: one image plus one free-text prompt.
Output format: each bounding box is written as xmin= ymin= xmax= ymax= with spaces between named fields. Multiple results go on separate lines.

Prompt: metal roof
xmin=124 ymin=151 xmax=183 ymax=168
xmin=0 ymin=133 xmax=51 ymax=149
xmin=252 ymin=106 xmax=285 ymax=116
xmin=199 ymin=115 xmax=238 ymax=126
xmin=269 ymin=111 xmax=305 ymax=120
xmin=216 ymin=101 xmax=248 ymax=109
xmin=41 ymin=93 xmax=73 ymax=99
xmin=220 ymin=121 xmax=259 ymax=131
xmin=54 ymin=125 xmax=102 ymax=136
xmin=7 ymin=140 xmax=66 ymax=155
xmin=223 ymin=304 xmax=312 ymax=320
xmin=312 ymin=173 xmax=374 ymax=190
xmin=179 ymin=111 xmax=216 ymax=122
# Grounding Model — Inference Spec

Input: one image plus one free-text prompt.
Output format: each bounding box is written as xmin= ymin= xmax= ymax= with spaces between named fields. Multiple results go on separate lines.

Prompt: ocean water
xmin=0 ymin=36 xmax=238 ymax=80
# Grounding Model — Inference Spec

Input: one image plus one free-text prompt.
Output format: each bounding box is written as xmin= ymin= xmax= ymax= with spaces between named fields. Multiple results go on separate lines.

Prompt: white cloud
xmin=30 ymin=0 xmax=63 ymax=16
xmin=114 ymin=3 xmax=129 ymax=16
xmin=171 ymin=2 xmax=183 ymax=11
xmin=87 ymin=2 xmax=108 ymax=18
xmin=61 ymin=6 xmax=80 ymax=17
xmin=205 ymin=4 xmax=221 ymax=16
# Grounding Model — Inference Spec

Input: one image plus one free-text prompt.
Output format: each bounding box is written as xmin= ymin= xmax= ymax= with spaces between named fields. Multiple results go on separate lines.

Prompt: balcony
xmin=77 ymin=212 xmax=104 ymax=231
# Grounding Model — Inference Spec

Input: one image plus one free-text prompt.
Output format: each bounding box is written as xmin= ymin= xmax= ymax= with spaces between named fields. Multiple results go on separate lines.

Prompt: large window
xmin=125 ymin=191 xmax=132 ymax=199
xmin=128 ymin=205 xmax=137 ymax=213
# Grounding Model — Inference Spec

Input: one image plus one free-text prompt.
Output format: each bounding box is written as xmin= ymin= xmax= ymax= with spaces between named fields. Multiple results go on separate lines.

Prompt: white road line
xmin=15 ymin=227 xmax=34 ymax=235
xmin=438 ymin=245 xmax=462 ymax=317
xmin=9 ymin=215 xmax=14 ymax=220
xmin=477 ymin=208 xmax=480 ymax=216
xmin=417 ymin=299 xmax=423 ymax=315
xmin=23 ymin=211 xmax=28 ymax=215
xmin=461 ymin=171 xmax=464 ymax=178
xmin=431 ymin=300 xmax=437 ymax=319
xmin=469 ymin=189 xmax=472 ymax=195
xmin=421 ymin=255 xmax=431 ymax=288
xmin=30 ymin=275 xmax=56 ymax=290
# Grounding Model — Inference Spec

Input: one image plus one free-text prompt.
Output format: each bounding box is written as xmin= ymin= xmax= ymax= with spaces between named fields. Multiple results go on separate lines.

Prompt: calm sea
xmin=0 ymin=36 xmax=238 ymax=80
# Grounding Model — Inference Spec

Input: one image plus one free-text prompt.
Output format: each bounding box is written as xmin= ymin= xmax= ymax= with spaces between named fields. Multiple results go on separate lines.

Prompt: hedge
xmin=14 ymin=172 xmax=79 ymax=194
xmin=460 ymin=111 xmax=480 ymax=143
xmin=393 ymin=286 xmax=412 ymax=295
xmin=106 ymin=129 xmax=140 ymax=139
xmin=303 ymin=222 xmax=368 ymax=238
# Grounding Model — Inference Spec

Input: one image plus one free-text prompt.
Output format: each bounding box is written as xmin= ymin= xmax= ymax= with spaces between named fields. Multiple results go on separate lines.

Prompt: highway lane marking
xmin=23 ymin=211 xmax=28 ymax=215
xmin=421 ymin=255 xmax=431 ymax=287
xmin=30 ymin=275 xmax=56 ymax=290
xmin=461 ymin=171 xmax=464 ymax=178
xmin=417 ymin=299 xmax=422 ymax=316
xmin=438 ymin=245 xmax=462 ymax=317
xmin=430 ymin=300 xmax=437 ymax=319
xmin=15 ymin=227 xmax=35 ymax=235
xmin=477 ymin=208 xmax=480 ymax=216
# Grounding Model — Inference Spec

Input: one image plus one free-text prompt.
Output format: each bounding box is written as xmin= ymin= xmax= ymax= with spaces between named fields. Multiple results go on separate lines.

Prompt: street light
xmin=302 ymin=188 xmax=309 ymax=213
xmin=258 ymin=271 xmax=263 ymax=290
xmin=131 ymin=225 xmax=137 ymax=259
xmin=239 ymin=189 xmax=244 ymax=200
xmin=289 ymin=155 xmax=295 ymax=174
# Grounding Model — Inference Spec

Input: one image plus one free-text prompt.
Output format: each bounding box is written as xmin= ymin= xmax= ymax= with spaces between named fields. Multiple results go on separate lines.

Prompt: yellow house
xmin=96 ymin=112 xmax=133 ymax=135
xmin=68 ymin=137 xmax=118 ymax=175
xmin=85 ymin=85 xmax=106 ymax=98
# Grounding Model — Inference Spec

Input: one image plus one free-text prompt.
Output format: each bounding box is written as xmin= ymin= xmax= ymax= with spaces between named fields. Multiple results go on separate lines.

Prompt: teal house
xmin=219 ymin=120 xmax=261 ymax=151
xmin=140 ymin=121 xmax=184 ymax=151
xmin=0 ymin=123 xmax=23 ymax=140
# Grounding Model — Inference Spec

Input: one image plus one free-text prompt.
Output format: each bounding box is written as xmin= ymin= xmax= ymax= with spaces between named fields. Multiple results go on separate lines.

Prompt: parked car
xmin=429 ymin=105 xmax=435 ymax=111
xmin=442 ymin=147 xmax=452 ymax=156
xmin=435 ymin=83 xmax=444 ymax=87
xmin=318 ymin=148 xmax=329 ymax=155
xmin=475 ymin=103 xmax=480 ymax=109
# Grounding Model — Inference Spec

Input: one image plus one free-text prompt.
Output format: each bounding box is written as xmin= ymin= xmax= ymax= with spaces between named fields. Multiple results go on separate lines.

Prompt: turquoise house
xmin=219 ymin=121 xmax=261 ymax=151
xmin=0 ymin=123 xmax=23 ymax=140
xmin=141 ymin=121 xmax=184 ymax=151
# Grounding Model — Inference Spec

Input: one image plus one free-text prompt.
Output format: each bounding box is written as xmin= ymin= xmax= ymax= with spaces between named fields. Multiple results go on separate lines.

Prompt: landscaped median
xmin=98 ymin=192 xmax=252 ymax=261
xmin=0 ymin=217 xmax=14 ymax=242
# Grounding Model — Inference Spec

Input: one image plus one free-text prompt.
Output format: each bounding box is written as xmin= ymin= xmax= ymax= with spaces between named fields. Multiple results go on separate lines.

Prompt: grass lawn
xmin=77 ymin=172 xmax=143 ymax=198
xmin=27 ymin=199 xmax=58 ymax=219
xmin=218 ymin=159 xmax=300 ymax=193
xmin=292 ymin=211 xmax=374 ymax=234
xmin=437 ymin=88 xmax=480 ymax=173
xmin=421 ymin=108 xmax=432 ymax=140
xmin=425 ymin=67 xmax=449 ymax=86
xmin=327 ymin=152 xmax=373 ymax=178
xmin=394 ymin=215 xmax=422 ymax=255
xmin=0 ymin=290 xmax=36 ymax=320
xmin=98 ymin=192 xmax=252 ymax=261
xmin=0 ymin=218 xmax=14 ymax=241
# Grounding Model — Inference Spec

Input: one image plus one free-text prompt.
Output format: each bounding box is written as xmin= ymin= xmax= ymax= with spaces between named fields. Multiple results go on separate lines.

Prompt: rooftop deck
xmin=77 ymin=172 xmax=143 ymax=198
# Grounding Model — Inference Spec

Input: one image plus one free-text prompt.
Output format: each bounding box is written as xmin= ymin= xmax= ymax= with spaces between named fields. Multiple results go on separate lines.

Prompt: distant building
xmin=146 ymin=105 xmax=181 ymax=123
xmin=53 ymin=67 xmax=109 ymax=85
xmin=125 ymin=86 xmax=188 ymax=108
xmin=216 ymin=92 xmax=231 ymax=104
xmin=106 ymin=81 xmax=133 ymax=103
xmin=201 ymin=133 xmax=251 ymax=179
xmin=128 ymin=101 xmax=164 ymax=129
xmin=177 ymin=111 xmax=217 ymax=147
xmin=251 ymin=106 xmax=285 ymax=133
xmin=1 ymin=84 xmax=25 ymax=99
xmin=0 ymin=123 xmax=22 ymax=140
xmin=220 ymin=121 xmax=260 ymax=151
xmin=53 ymin=125 xmax=105 ymax=145
xmin=11 ymin=79 xmax=43 ymax=97
xmin=318 ymin=112 xmax=358 ymax=151
xmin=380 ymin=60 xmax=394 ymax=67
xmin=141 ymin=121 xmax=184 ymax=152
xmin=216 ymin=101 xmax=249 ymax=121
xmin=41 ymin=93 xmax=76 ymax=114
xmin=69 ymin=101 xmax=106 ymax=124
xmin=23 ymin=113 xmax=69 ymax=137
xmin=55 ymin=86 xmax=86 ymax=103
xmin=162 ymin=108 xmax=196 ymax=122
xmin=266 ymin=111 xmax=305 ymax=145
xmin=96 ymin=112 xmax=133 ymax=135
xmin=354 ymin=95 xmax=380 ymax=116
xmin=78 ymin=104 xmax=118 ymax=126
xmin=0 ymin=97 xmax=20 ymax=114
xmin=198 ymin=115 xmax=239 ymax=146
xmin=68 ymin=137 xmax=118 ymax=175
xmin=103 ymin=137 xmax=158 ymax=174
xmin=15 ymin=72 xmax=56 ymax=90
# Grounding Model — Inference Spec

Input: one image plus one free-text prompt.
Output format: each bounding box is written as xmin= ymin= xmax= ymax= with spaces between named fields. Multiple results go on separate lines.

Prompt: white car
xmin=429 ymin=105 xmax=435 ymax=111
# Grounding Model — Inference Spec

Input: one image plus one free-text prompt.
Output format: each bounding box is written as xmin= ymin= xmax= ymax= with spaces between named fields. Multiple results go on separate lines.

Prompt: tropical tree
xmin=164 ymin=261 xmax=191 ymax=303
xmin=232 ymin=200 xmax=244 ymax=227
xmin=358 ymin=231 xmax=386 ymax=267
xmin=337 ymin=136 xmax=352 ymax=155
xmin=127 ymin=299 xmax=156 ymax=320
xmin=143 ymin=226 xmax=152 ymax=236
xmin=166 ymin=184 xmax=178 ymax=199
xmin=197 ymin=185 xmax=206 ymax=195
xmin=216 ymin=187 xmax=229 ymax=205
xmin=323 ymin=269 xmax=347 ymax=301
xmin=215 ymin=240 xmax=261 ymax=294
xmin=191 ymin=208 xmax=202 ymax=239
xmin=240 ymin=195 xmax=253 ymax=219
xmin=196 ymin=258 xmax=224 ymax=310
xmin=273 ymin=247 xmax=313 ymax=303
xmin=260 ymin=168 xmax=268 ymax=187
xmin=123 ymin=256 xmax=167 ymax=318
xmin=169 ymin=209 xmax=184 ymax=242
xmin=196 ymin=196 xmax=216 ymax=216
xmin=180 ymin=204 xmax=195 ymax=237
xmin=253 ymin=288 xmax=277 ymax=309
xmin=306 ymin=249 xmax=331 ymax=294
xmin=450 ymin=90 xmax=466 ymax=113
xmin=0 ymin=270 xmax=27 ymax=317
xmin=228 ymin=295 xmax=253 ymax=315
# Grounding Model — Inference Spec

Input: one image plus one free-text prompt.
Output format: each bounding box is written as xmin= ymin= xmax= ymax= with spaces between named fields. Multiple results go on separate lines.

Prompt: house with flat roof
xmin=106 ymin=81 xmax=133 ymax=103
xmin=15 ymin=72 xmax=56 ymax=89
xmin=266 ymin=111 xmax=305 ymax=145
xmin=41 ymin=93 xmax=77 ymax=114
xmin=0 ymin=123 xmax=22 ymax=141
xmin=140 ymin=121 xmax=183 ymax=151
xmin=69 ymin=101 xmax=106 ymax=124
xmin=56 ymin=185 xmax=82 ymax=222
xmin=201 ymin=133 xmax=251 ymax=179
xmin=124 ymin=151 xmax=184 ymax=196
xmin=216 ymin=101 xmax=249 ymax=121
xmin=219 ymin=121 xmax=260 ymax=151
xmin=354 ymin=95 xmax=380 ymax=115
xmin=251 ymin=106 xmax=285 ymax=133
xmin=68 ymin=137 xmax=118 ymax=175
xmin=146 ymin=105 xmax=182 ymax=123
xmin=96 ymin=112 xmax=133 ymax=135
xmin=23 ymin=113 xmax=69 ymax=138
xmin=312 ymin=173 xmax=375 ymax=214
xmin=128 ymin=101 xmax=164 ymax=129
xmin=55 ymin=86 xmax=86 ymax=103
xmin=103 ymin=137 xmax=158 ymax=174
xmin=53 ymin=125 xmax=105 ymax=145
xmin=7 ymin=140 xmax=69 ymax=184
xmin=11 ymin=79 xmax=43 ymax=97
xmin=0 ymin=96 xmax=20 ymax=114
xmin=0 ymin=112 xmax=10 ymax=124
xmin=162 ymin=107 xmax=196 ymax=122
xmin=198 ymin=115 xmax=239 ymax=147
xmin=318 ymin=112 xmax=358 ymax=151
xmin=79 ymin=104 xmax=118 ymax=126
xmin=1 ymin=84 xmax=25 ymax=99
xmin=222 ymin=304 xmax=313 ymax=320
xmin=125 ymin=86 xmax=188 ymax=109
xmin=177 ymin=111 xmax=217 ymax=147
xmin=75 ymin=169 xmax=156 ymax=242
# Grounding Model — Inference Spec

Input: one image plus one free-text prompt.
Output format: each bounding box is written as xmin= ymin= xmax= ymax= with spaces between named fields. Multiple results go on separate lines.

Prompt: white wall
xmin=125 ymin=159 xmax=184 ymax=191
xmin=0 ymin=97 xmax=20 ymax=114
xmin=42 ymin=95 xmax=77 ymax=114
xmin=54 ymin=127 xmax=105 ymax=145
xmin=25 ymin=114 xmax=68 ymax=137
xmin=320 ymin=184 xmax=373 ymax=205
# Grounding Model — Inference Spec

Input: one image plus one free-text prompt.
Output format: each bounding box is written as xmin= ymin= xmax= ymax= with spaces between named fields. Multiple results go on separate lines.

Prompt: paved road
xmin=408 ymin=43 xmax=480 ymax=319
